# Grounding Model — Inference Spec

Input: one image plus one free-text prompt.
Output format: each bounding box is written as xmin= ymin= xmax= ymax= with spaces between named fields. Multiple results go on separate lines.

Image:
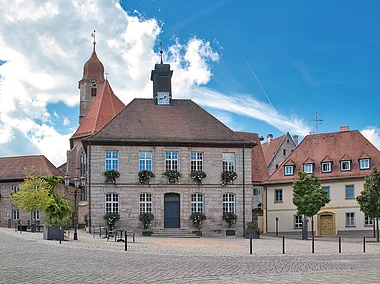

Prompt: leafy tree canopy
xmin=356 ymin=167 xmax=380 ymax=219
xmin=293 ymin=172 xmax=330 ymax=217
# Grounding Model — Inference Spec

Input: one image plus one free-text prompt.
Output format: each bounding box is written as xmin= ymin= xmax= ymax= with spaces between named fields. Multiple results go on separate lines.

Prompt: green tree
xmin=293 ymin=172 xmax=330 ymax=240
xmin=356 ymin=167 xmax=380 ymax=242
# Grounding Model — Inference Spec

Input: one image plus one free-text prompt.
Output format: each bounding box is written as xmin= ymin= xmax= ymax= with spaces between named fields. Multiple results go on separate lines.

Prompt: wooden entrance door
xmin=164 ymin=193 xmax=180 ymax=228
xmin=320 ymin=214 xmax=334 ymax=235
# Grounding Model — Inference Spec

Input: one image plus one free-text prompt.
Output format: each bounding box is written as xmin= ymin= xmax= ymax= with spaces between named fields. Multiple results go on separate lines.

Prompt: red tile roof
xmin=0 ymin=155 xmax=63 ymax=181
xmin=266 ymin=130 xmax=380 ymax=184
xmin=261 ymin=135 xmax=285 ymax=166
xmin=72 ymin=79 xmax=125 ymax=139
xmin=236 ymin=132 xmax=269 ymax=182
xmin=85 ymin=99 xmax=254 ymax=146
xmin=81 ymin=50 xmax=105 ymax=82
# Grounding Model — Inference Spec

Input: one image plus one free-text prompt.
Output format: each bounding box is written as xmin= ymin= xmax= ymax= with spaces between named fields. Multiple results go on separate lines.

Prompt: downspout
xmin=242 ymin=144 xmax=246 ymax=231
xmin=88 ymin=142 xmax=92 ymax=233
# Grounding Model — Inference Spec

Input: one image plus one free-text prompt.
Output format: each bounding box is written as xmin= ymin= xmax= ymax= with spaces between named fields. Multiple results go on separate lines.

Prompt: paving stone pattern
xmin=0 ymin=228 xmax=380 ymax=283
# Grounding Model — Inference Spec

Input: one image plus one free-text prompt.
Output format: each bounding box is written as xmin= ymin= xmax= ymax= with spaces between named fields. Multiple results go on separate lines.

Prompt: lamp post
xmin=64 ymin=173 xmax=86 ymax=241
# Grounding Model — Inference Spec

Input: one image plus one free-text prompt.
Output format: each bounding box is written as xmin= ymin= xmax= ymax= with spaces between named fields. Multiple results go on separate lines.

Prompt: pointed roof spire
xmin=91 ymin=30 xmax=96 ymax=51
xmin=80 ymin=31 xmax=104 ymax=83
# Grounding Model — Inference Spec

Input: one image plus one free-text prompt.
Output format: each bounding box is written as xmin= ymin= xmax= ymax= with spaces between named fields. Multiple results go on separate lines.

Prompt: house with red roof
xmin=263 ymin=126 xmax=380 ymax=236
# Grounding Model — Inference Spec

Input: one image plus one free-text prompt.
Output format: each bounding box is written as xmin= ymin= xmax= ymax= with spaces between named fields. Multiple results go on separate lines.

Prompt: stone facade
xmin=266 ymin=133 xmax=297 ymax=175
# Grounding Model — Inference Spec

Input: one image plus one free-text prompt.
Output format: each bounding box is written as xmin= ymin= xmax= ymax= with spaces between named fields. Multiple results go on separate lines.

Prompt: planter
xmin=43 ymin=226 xmax=64 ymax=241
xmin=245 ymin=231 xmax=260 ymax=239
xmin=192 ymin=230 xmax=202 ymax=237
xmin=226 ymin=230 xmax=235 ymax=236
xmin=142 ymin=231 xmax=153 ymax=236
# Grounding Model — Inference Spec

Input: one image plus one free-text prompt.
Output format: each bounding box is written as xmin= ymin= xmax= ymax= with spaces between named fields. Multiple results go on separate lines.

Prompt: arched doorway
xmin=319 ymin=213 xmax=335 ymax=235
xmin=164 ymin=193 xmax=180 ymax=228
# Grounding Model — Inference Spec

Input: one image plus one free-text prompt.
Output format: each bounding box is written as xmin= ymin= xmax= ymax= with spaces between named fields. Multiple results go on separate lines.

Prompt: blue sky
xmin=0 ymin=0 xmax=379 ymax=165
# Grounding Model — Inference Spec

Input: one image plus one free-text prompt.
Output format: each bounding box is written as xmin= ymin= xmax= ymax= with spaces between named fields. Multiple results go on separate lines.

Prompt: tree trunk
xmin=311 ymin=216 xmax=314 ymax=237
xmin=377 ymin=218 xmax=379 ymax=242
xmin=302 ymin=215 xmax=308 ymax=240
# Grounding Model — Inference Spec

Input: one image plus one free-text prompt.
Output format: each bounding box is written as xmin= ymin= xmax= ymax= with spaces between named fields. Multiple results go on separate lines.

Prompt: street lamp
xmin=64 ymin=173 xmax=86 ymax=241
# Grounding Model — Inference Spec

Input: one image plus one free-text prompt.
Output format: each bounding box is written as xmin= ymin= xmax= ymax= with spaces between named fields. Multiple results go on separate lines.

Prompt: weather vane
xmin=91 ymin=30 xmax=96 ymax=50
xmin=105 ymin=71 xmax=109 ymax=80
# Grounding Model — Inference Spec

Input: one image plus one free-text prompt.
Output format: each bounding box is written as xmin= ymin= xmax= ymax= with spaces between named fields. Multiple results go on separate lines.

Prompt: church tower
xmin=78 ymin=30 xmax=105 ymax=123
xmin=150 ymin=48 xmax=173 ymax=106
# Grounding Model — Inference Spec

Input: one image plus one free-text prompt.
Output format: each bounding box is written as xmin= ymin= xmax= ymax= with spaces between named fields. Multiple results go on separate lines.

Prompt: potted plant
xmin=139 ymin=212 xmax=154 ymax=236
xmin=104 ymin=170 xmax=120 ymax=184
xmin=244 ymin=222 xmax=260 ymax=239
xmin=220 ymin=171 xmax=237 ymax=186
xmin=222 ymin=212 xmax=238 ymax=236
xmin=103 ymin=213 xmax=120 ymax=231
xmin=190 ymin=212 xmax=206 ymax=236
xmin=138 ymin=170 xmax=154 ymax=185
xmin=190 ymin=171 xmax=207 ymax=183
xmin=163 ymin=170 xmax=181 ymax=184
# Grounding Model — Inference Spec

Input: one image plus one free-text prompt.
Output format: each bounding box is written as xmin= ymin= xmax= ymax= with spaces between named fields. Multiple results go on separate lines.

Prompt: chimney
xmin=293 ymin=135 xmax=299 ymax=145
xmin=267 ymin=134 xmax=273 ymax=142
xmin=309 ymin=132 xmax=315 ymax=135
xmin=259 ymin=136 xmax=264 ymax=141
xmin=340 ymin=126 xmax=349 ymax=132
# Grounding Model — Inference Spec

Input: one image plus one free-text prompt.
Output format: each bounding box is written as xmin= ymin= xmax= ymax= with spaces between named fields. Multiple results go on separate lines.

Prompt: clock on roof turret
xmin=150 ymin=49 xmax=173 ymax=106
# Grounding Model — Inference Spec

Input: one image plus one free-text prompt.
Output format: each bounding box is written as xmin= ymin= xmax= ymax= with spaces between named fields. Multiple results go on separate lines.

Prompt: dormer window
xmin=303 ymin=164 xmax=313 ymax=174
xmin=341 ymin=160 xmax=351 ymax=172
xmin=284 ymin=165 xmax=294 ymax=176
xmin=321 ymin=162 xmax=332 ymax=173
xmin=359 ymin=158 xmax=370 ymax=170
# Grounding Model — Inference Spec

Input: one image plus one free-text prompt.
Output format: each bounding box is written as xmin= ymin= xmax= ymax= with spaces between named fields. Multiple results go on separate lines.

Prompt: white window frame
xmin=345 ymin=185 xmax=355 ymax=199
xmin=322 ymin=186 xmax=330 ymax=199
xmin=223 ymin=193 xmax=235 ymax=213
xmin=346 ymin=212 xmax=355 ymax=227
xmin=365 ymin=214 xmax=374 ymax=226
xmin=105 ymin=193 xmax=119 ymax=214
xmin=12 ymin=210 xmax=19 ymax=220
xmin=191 ymin=193 xmax=204 ymax=214
xmin=165 ymin=151 xmax=179 ymax=171
xmin=105 ymin=151 xmax=119 ymax=172
xmin=303 ymin=164 xmax=313 ymax=174
xmin=190 ymin=152 xmax=204 ymax=172
xmin=294 ymin=215 xmax=303 ymax=229
xmin=139 ymin=193 xmax=152 ymax=214
xmin=139 ymin=152 xmax=153 ymax=172
xmin=341 ymin=160 xmax=351 ymax=172
xmin=31 ymin=211 xmax=40 ymax=220
xmin=274 ymin=189 xmax=283 ymax=202
xmin=222 ymin=153 xmax=235 ymax=172
xmin=359 ymin=159 xmax=370 ymax=170
xmin=321 ymin=162 xmax=331 ymax=173
xmin=284 ymin=166 xmax=294 ymax=176
xmin=12 ymin=185 xmax=19 ymax=193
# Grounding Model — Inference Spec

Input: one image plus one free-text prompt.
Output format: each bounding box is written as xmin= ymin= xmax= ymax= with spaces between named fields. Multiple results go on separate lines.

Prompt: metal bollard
xmin=338 ymin=236 xmax=342 ymax=253
xmin=363 ymin=237 xmax=366 ymax=253
xmin=312 ymin=236 xmax=315 ymax=253
xmin=282 ymin=236 xmax=285 ymax=254
xmin=99 ymin=225 xmax=102 ymax=238
xmin=250 ymin=235 xmax=253 ymax=255
xmin=59 ymin=227 xmax=62 ymax=244
xmin=125 ymin=231 xmax=128 ymax=251
xmin=133 ymin=232 xmax=135 ymax=243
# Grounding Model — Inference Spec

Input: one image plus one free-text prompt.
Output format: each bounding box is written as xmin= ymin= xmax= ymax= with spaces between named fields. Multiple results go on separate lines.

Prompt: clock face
xmin=91 ymin=80 xmax=97 ymax=87
xmin=157 ymin=92 xmax=170 ymax=105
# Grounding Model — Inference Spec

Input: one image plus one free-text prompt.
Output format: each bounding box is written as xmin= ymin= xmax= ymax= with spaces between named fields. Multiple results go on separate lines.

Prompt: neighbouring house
xmin=0 ymin=155 xmax=65 ymax=227
xmin=67 ymin=41 xmax=258 ymax=236
xmin=262 ymin=132 xmax=298 ymax=175
xmin=263 ymin=126 xmax=380 ymax=236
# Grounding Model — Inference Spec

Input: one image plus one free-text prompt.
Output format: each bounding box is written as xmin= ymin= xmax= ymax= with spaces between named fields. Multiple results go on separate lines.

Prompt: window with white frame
xmin=165 ymin=151 xmax=178 ymax=171
xmin=12 ymin=210 xmax=19 ymax=220
xmin=105 ymin=151 xmax=119 ymax=171
xmin=139 ymin=193 xmax=152 ymax=214
xmin=80 ymin=152 xmax=87 ymax=177
xmin=191 ymin=193 xmax=204 ymax=213
xmin=303 ymin=164 xmax=313 ymax=173
xmin=105 ymin=193 xmax=119 ymax=214
xmin=359 ymin=159 xmax=370 ymax=170
xmin=223 ymin=193 xmax=235 ymax=213
xmin=345 ymin=185 xmax=355 ymax=199
xmin=274 ymin=189 xmax=283 ymax=202
xmin=346 ymin=212 xmax=355 ymax=226
xmin=139 ymin=152 xmax=153 ymax=171
xmin=31 ymin=211 xmax=40 ymax=220
xmin=321 ymin=162 xmax=332 ymax=173
xmin=365 ymin=214 xmax=374 ymax=226
xmin=284 ymin=166 xmax=294 ymax=176
xmin=341 ymin=160 xmax=351 ymax=171
xmin=322 ymin=186 xmax=330 ymax=199
xmin=12 ymin=185 xmax=19 ymax=193
xmin=222 ymin=153 xmax=235 ymax=172
xmin=294 ymin=215 xmax=303 ymax=229
xmin=190 ymin=152 xmax=204 ymax=172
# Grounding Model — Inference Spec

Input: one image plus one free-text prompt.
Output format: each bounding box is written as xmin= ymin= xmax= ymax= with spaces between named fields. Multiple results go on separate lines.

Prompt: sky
xmin=0 ymin=0 xmax=379 ymax=166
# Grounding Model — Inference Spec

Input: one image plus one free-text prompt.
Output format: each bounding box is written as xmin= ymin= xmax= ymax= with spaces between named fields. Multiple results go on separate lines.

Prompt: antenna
xmin=159 ymin=41 xmax=163 ymax=64
xmin=309 ymin=112 xmax=323 ymax=133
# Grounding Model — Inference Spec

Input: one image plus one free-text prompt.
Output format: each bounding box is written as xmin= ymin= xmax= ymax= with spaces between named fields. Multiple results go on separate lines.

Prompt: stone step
xmin=153 ymin=228 xmax=200 ymax=238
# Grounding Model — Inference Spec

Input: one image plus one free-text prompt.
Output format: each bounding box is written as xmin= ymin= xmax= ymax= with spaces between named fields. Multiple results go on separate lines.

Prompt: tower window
xmin=91 ymin=87 xmax=97 ymax=96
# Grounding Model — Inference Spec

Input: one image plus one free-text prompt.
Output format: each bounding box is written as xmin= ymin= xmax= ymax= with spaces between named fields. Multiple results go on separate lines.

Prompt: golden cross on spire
xmin=91 ymin=30 xmax=96 ymax=51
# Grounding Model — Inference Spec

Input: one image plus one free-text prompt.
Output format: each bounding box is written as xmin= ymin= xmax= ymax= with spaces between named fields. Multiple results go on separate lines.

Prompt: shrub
xmin=103 ymin=213 xmax=120 ymax=230
xmin=222 ymin=212 xmax=238 ymax=227
xmin=138 ymin=170 xmax=155 ymax=185
xmin=190 ymin=212 xmax=207 ymax=229
xmin=220 ymin=171 xmax=237 ymax=186
xmin=163 ymin=170 xmax=181 ymax=184
xmin=104 ymin=170 xmax=120 ymax=184
xmin=139 ymin=212 xmax=154 ymax=230
xmin=190 ymin=171 xmax=207 ymax=182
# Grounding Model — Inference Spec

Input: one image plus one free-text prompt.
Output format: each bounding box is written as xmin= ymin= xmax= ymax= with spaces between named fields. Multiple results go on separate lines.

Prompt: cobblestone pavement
xmin=0 ymin=228 xmax=380 ymax=283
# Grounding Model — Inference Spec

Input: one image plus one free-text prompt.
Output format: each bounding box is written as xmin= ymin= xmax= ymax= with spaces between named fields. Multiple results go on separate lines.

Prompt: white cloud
xmin=361 ymin=128 xmax=380 ymax=149
xmin=0 ymin=0 xmax=309 ymax=166
xmin=53 ymin=111 xmax=59 ymax=119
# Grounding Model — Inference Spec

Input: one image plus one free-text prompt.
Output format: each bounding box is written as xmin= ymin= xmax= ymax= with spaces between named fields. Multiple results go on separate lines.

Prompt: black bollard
xmin=282 ymin=236 xmax=285 ymax=254
xmin=275 ymin=217 xmax=279 ymax=237
xmin=250 ymin=235 xmax=253 ymax=255
xmin=338 ymin=236 xmax=342 ymax=253
xmin=59 ymin=227 xmax=62 ymax=244
xmin=99 ymin=225 xmax=102 ymax=238
xmin=312 ymin=236 xmax=315 ymax=253
xmin=125 ymin=231 xmax=128 ymax=251
xmin=133 ymin=232 xmax=135 ymax=243
xmin=363 ymin=237 xmax=366 ymax=253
